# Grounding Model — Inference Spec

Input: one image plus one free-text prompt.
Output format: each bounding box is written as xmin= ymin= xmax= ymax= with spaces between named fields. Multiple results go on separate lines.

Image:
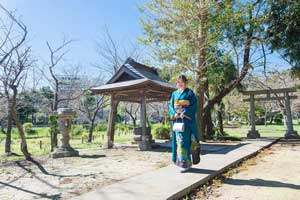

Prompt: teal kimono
xmin=169 ymin=88 xmax=199 ymax=168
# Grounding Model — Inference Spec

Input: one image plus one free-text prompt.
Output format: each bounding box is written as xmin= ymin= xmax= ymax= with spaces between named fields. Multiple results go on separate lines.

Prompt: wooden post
xmin=105 ymin=95 xmax=119 ymax=148
xmin=284 ymin=92 xmax=299 ymax=138
xmin=250 ymin=94 xmax=256 ymax=132
xmin=247 ymin=94 xmax=260 ymax=138
xmin=141 ymin=94 xmax=146 ymax=138
xmin=138 ymin=94 xmax=151 ymax=150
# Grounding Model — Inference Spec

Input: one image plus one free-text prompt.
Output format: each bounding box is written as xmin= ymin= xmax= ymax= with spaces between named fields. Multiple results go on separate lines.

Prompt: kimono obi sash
xmin=174 ymin=99 xmax=190 ymax=113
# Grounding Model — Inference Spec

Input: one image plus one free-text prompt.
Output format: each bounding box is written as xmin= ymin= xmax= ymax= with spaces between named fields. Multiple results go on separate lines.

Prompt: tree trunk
xmin=264 ymin=106 xmax=268 ymax=127
xmin=203 ymin=80 xmax=214 ymax=137
xmin=203 ymin=110 xmax=214 ymax=137
xmin=50 ymin=84 xmax=59 ymax=149
xmin=127 ymin=112 xmax=136 ymax=128
xmin=11 ymin=89 xmax=31 ymax=160
xmin=216 ymin=102 xmax=224 ymax=135
xmin=5 ymin=98 xmax=12 ymax=154
xmin=87 ymin=121 xmax=95 ymax=143
xmin=132 ymin=118 xmax=136 ymax=128
xmin=196 ymin=0 xmax=208 ymax=141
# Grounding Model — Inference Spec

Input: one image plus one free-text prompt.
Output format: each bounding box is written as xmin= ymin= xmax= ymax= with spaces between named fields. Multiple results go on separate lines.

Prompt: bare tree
xmin=94 ymin=26 xmax=142 ymax=76
xmin=78 ymin=91 xmax=108 ymax=142
xmin=124 ymin=103 xmax=140 ymax=127
xmin=0 ymin=46 xmax=33 ymax=159
xmin=45 ymin=37 xmax=75 ymax=111
xmin=0 ymin=4 xmax=30 ymax=157
xmin=43 ymin=38 xmax=86 ymax=149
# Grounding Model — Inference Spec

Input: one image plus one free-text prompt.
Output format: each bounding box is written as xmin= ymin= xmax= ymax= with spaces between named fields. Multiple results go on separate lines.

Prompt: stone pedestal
xmin=51 ymin=108 xmax=79 ymax=158
xmin=285 ymin=130 xmax=300 ymax=139
xmin=139 ymin=135 xmax=152 ymax=151
xmin=247 ymin=130 xmax=260 ymax=139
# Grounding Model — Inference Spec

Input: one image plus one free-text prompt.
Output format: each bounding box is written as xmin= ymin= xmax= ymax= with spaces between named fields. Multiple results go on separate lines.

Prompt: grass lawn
xmin=224 ymin=124 xmax=297 ymax=138
xmin=0 ymin=127 xmax=134 ymax=161
xmin=1 ymin=123 xmax=297 ymax=161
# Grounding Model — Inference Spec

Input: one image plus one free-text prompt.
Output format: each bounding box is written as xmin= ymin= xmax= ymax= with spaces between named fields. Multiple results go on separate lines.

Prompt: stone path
xmin=198 ymin=139 xmax=300 ymax=200
xmin=72 ymin=138 xmax=278 ymax=200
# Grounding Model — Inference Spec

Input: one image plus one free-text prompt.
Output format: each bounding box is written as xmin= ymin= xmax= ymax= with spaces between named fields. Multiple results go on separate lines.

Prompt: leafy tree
xmin=140 ymin=0 xmax=267 ymax=139
xmin=267 ymin=0 xmax=300 ymax=77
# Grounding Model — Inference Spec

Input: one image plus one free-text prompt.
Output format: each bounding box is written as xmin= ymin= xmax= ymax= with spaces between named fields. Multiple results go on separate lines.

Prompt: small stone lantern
xmin=51 ymin=108 xmax=79 ymax=158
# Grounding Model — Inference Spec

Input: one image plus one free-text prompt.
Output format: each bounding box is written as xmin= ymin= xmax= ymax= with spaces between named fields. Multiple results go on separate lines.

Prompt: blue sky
xmin=1 ymin=0 xmax=291 ymax=80
xmin=1 ymin=0 xmax=143 ymax=76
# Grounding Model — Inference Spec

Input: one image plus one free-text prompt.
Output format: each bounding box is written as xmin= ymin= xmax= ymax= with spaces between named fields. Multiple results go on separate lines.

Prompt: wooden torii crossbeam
xmin=241 ymin=87 xmax=300 ymax=139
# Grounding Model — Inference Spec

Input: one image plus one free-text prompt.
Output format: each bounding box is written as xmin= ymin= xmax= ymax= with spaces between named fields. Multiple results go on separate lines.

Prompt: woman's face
xmin=176 ymin=79 xmax=187 ymax=90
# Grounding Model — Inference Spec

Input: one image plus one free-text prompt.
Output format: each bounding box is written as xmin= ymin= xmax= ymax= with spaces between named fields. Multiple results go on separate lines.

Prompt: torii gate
xmin=242 ymin=88 xmax=300 ymax=139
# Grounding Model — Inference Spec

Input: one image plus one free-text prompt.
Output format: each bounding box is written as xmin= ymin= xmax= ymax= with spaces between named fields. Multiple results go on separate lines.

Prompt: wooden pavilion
xmin=90 ymin=58 xmax=176 ymax=150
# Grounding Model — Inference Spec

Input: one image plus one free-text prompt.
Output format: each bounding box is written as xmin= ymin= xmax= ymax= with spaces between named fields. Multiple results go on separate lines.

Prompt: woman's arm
xmin=181 ymin=90 xmax=197 ymax=119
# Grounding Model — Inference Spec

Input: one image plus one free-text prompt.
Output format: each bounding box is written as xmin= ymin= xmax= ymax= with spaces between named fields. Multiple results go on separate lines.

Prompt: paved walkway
xmin=202 ymin=139 xmax=300 ymax=200
xmin=72 ymin=138 xmax=278 ymax=200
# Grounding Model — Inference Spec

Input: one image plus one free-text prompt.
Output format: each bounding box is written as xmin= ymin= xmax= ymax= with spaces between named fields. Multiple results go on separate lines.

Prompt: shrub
xmin=23 ymin=122 xmax=37 ymax=134
xmin=115 ymin=123 xmax=131 ymax=135
xmin=152 ymin=124 xmax=170 ymax=139
xmin=71 ymin=125 xmax=86 ymax=136
xmin=274 ymin=113 xmax=283 ymax=124
xmin=49 ymin=114 xmax=59 ymax=135
xmin=95 ymin=123 xmax=107 ymax=132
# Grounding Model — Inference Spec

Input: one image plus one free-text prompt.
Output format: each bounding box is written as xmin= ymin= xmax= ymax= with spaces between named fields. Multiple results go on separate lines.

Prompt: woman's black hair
xmin=177 ymin=75 xmax=188 ymax=83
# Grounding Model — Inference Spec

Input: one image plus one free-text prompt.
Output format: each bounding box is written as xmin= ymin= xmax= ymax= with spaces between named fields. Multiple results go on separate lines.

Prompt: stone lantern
xmin=51 ymin=108 xmax=79 ymax=158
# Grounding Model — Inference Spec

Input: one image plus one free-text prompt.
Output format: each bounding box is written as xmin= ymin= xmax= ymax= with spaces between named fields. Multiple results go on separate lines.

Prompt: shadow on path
xmin=78 ymin=154 xmax=106 ymax=159
xmin=17 ymin=159 xmax=83 ymax=178
xmin=187 ymin=168 xmax=217 ymax=174
xmin=153 ymin=141 xmax=250 ymax=155
xmin=0 ymin=181 xmax=61 ymax=199
xmin=225 ymin=178 xmax=300 ymax=190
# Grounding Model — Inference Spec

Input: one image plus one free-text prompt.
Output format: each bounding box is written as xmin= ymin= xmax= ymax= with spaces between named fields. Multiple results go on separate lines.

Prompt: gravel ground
xmin=0 ymin=146 xmax=171 ymax=200
xmin=195 ymin=139 xmax=300 ymax=200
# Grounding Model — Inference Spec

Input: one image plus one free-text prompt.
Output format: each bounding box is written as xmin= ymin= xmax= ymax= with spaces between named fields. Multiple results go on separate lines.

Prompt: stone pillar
xmin=247 ymin=94 xmax=260 ymax=139
xmin=105 ymin=95 xmax=119 ymax=148
xmin=138 ymin=94 xmax=151 ymax=150
xmin=284 ymin=92 xmax=300 ymax=139
xmin=51 ymin=108 xmax=79 ymax=158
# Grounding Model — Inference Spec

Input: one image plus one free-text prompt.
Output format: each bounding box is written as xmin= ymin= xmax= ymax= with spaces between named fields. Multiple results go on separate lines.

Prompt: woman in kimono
xmin=169 ymin=75 xmax=200 ymax=172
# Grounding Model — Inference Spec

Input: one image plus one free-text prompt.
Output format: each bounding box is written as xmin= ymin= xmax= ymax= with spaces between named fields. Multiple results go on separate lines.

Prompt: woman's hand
xmin=180 ymin=113 xmax=191 ymax=120
xmin=174 ymin=113 xmax=180 ymax=119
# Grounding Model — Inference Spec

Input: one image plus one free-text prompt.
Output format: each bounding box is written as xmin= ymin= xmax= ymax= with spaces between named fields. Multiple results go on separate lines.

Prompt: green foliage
xmin=267 ymin=0 xmax=300 ymax=75
xmin=115 ymin=123 xmax=132 ymax=135
xmin=95 ymin=123 xmax=107 ymax=132
xmin=71 ymin=125 xmax=86 ymax=136
xmin=255 ymin=105 xmax=265 ymax=118
xmin=49 ymin=114 xmax=59 ymax=136
xmin=23 ymin=122 xmax=37 ymax=134
xmin=152 ymin=124 xmax=171 ymax=139
xmin=274 ymin=113 xmax=283 ymax=124
xmin=208 ymin=51 xmax=237 ymax=92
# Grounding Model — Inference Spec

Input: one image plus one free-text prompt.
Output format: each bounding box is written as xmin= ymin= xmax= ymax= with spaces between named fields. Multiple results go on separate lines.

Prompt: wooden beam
xmin=243 ymin=95 xmax=298 ymax=102
xmin=241 ymin=87 xmax=296 ymax=95
xmin=105 ymin=95 xmax=119 ymax=148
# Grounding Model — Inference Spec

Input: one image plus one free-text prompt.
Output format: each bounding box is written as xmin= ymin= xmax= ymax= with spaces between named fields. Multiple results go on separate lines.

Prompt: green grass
xmin=0 ymin=127 xmax=133 ymax=161
xmin=224 ymin=124 xmax=290 ymax=138
xmin=0 ymin=123 xmax=296 ymax=161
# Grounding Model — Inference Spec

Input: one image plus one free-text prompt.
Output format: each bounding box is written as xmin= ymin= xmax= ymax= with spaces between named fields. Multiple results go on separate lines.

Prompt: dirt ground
xmin=195 ymin=139 xmax=300 ymax=200
xmin=0 ymin=146 xmax=171 ymax=200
